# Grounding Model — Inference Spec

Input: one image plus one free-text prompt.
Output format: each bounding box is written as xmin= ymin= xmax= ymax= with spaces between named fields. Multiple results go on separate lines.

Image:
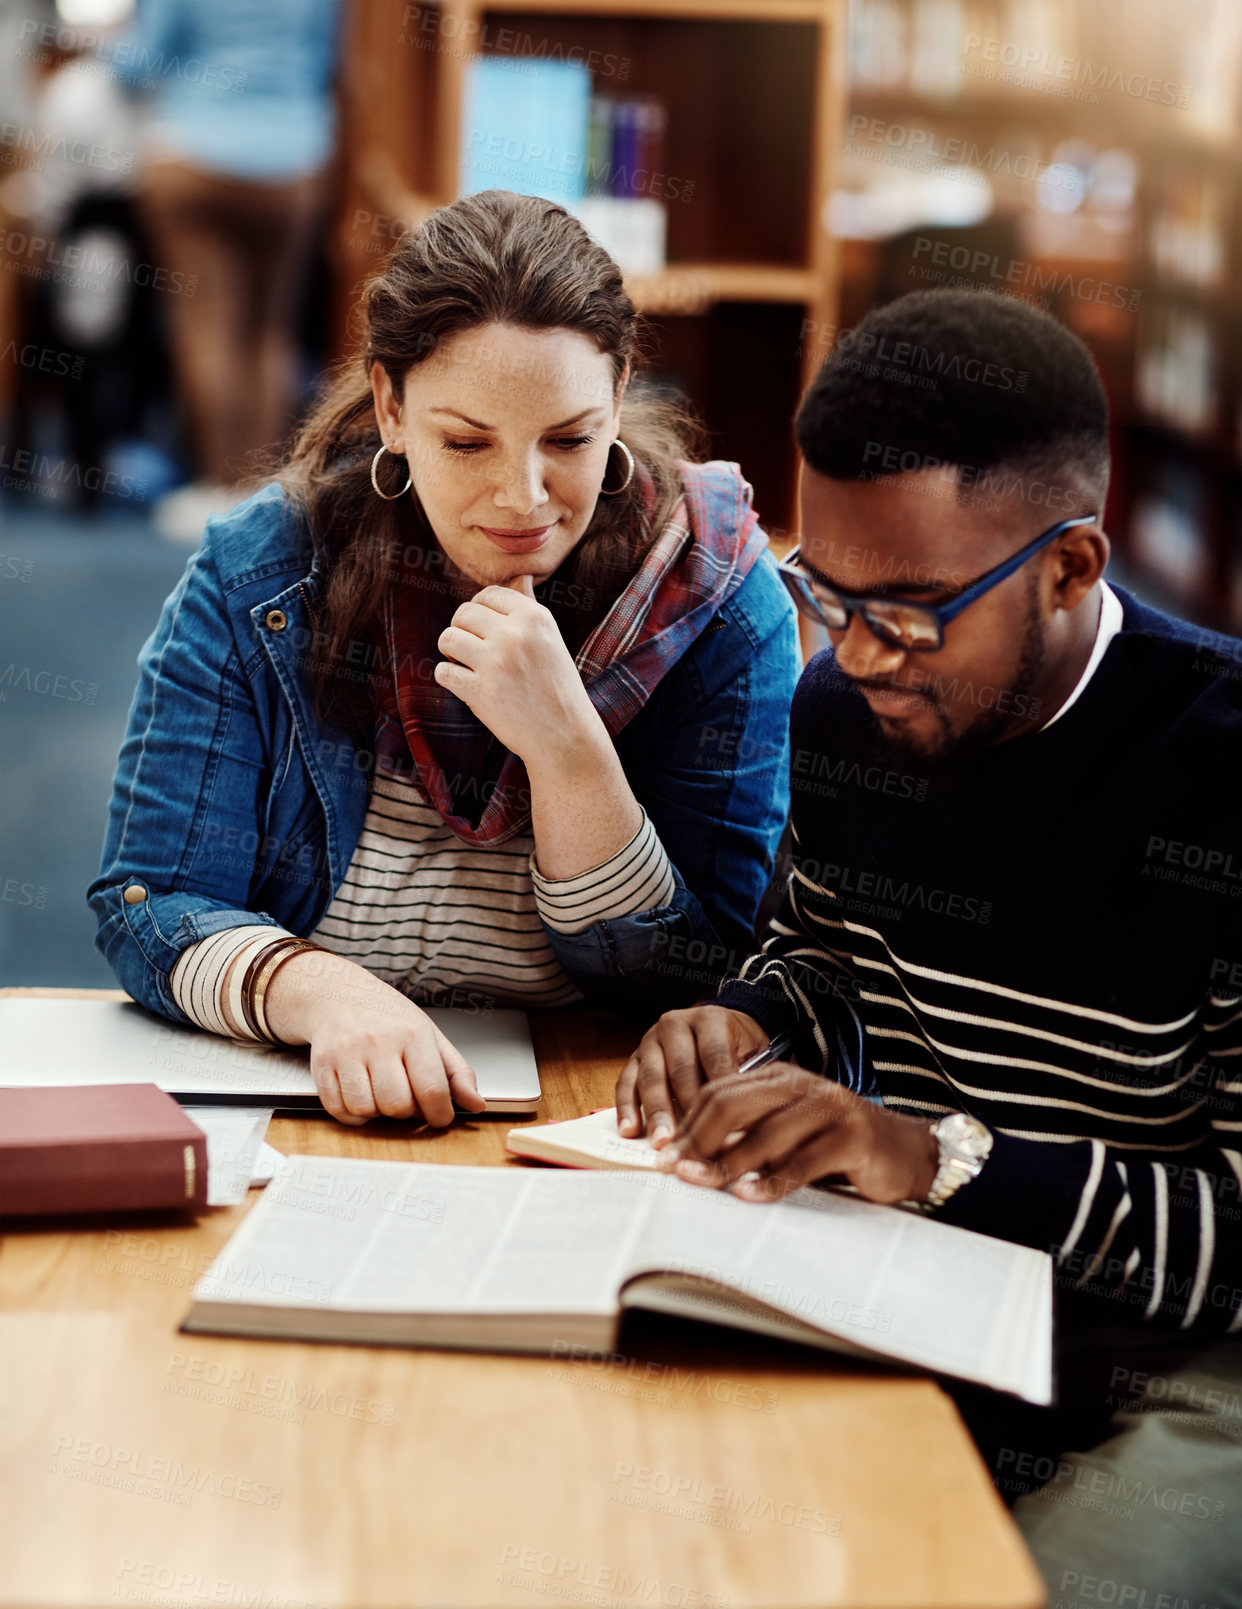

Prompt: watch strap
xmin=922 ymin=1117 xmax=991 ymax=1211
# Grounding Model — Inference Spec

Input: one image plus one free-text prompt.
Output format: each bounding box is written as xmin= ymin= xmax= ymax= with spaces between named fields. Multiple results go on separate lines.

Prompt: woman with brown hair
xmin=89 ymin=190 xmax=798 ymax=1126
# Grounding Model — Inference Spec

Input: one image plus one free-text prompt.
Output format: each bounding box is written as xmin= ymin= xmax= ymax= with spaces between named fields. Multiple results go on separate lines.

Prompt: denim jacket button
xmin=265 ymin=609 xmax=288 ymax=632
xmin=123 ymin=884 xmax=148 ymax=903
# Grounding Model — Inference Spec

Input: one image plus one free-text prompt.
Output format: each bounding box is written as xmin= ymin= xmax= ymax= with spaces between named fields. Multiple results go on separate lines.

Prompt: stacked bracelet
xmin=241 ymin=937 xmax=325 ymax=1044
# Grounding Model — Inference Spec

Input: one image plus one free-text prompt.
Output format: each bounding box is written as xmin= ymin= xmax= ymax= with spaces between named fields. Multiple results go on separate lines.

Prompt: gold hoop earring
xmin=371 ymin=444 xmax=412 ymax=501
xmin=599 ymin=439 xmax=635 ymax=497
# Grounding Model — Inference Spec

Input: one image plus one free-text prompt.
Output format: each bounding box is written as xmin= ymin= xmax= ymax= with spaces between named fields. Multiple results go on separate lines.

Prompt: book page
xmin=465 ymin=1169 xmax=654 ymax=1312
xmin=624 ymin=1179 xmax=1051 ymax=1404
xmin=192 ymin=1158 xmax=657 ymax=1319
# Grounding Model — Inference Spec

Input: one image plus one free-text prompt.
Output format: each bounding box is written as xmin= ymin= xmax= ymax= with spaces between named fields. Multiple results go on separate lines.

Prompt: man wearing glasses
xmin=617 ymin=289 xmax=1242 ymax=1597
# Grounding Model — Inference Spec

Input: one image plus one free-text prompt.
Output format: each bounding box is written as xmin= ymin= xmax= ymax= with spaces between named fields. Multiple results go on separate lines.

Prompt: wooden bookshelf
xmin=333 ymin=0 xmax=849 ymax=537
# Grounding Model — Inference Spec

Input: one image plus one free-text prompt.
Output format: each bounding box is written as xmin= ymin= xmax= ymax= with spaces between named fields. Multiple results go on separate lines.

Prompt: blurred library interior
xmin=4 ymin=0 xmax=1242 ymax=619
xmin=2 ymin=0 xmax=1241 ymax=981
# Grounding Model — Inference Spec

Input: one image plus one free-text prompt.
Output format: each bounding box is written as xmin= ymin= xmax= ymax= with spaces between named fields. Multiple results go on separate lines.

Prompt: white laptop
xmin=0 ymin=997 xmax=541 ymax=1114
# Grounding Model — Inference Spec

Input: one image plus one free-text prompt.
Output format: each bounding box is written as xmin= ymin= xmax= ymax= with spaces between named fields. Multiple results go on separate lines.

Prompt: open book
xmin=182 ymin=1156 xmax=1053 ymax=1404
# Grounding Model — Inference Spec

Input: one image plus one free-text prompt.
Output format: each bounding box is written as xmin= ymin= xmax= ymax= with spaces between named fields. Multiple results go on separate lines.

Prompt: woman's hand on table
xmin=262 ymin=949 xmax=487 ymax=1125
xmin=615 ymin=1005 xmax=772 ymax=1148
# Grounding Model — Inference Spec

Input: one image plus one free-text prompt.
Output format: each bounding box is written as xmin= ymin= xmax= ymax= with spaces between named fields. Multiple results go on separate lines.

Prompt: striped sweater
xmin=170 ymin=754 xmax=676 ymax=1028
xmin=717 ymin=585 xmax=1242 ymax=1334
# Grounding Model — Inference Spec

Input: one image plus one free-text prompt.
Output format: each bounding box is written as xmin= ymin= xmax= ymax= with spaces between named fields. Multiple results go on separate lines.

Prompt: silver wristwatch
xmin=923 ymin=1113 xmax=993 ymax=1211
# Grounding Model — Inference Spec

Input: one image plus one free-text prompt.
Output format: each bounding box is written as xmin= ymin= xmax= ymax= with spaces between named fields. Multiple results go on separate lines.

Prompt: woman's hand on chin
xmin=436 ymin=572 xmax=643 ymax=886
xmin=433 ymin=574 xmax=603 ymax=770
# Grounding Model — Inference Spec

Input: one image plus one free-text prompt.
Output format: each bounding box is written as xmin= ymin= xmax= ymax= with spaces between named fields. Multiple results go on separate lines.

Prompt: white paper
xmin=250 ymin=1141 xmax=284 ymax=1186
xmin=182 ymin=1107 xmax=274 ymax=1206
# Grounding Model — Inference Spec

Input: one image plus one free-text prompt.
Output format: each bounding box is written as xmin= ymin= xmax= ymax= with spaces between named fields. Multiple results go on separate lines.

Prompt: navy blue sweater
xmin=718 ymin=586 xmax=1242 ymax=1333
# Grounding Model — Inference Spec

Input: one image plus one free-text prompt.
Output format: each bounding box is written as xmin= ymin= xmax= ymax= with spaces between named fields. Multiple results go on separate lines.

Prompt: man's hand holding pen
xmin=614 ymin=1005 xmax=777 ymax=1146
xmin=616 ymin=1004 xmax=938 ymax=1206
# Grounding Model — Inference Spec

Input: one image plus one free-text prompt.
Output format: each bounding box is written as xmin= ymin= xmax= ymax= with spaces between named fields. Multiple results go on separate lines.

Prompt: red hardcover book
xmin=0 ymin=1083 xmax=208 ymax=1217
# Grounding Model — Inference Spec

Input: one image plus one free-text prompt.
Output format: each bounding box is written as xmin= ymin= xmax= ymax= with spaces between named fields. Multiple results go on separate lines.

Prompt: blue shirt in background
xmin=112 ymin=0 xmax=341 ymax=181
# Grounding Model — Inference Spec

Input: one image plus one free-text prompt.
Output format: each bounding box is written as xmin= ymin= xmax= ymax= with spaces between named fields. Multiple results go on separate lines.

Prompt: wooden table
xmin=0 ymin=989 xmax=1044 ymax=1608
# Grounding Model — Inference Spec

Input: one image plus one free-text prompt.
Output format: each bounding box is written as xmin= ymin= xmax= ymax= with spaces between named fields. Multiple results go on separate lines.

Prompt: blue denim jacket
xmin=88 ymin=479 xmax=798 ymax=1020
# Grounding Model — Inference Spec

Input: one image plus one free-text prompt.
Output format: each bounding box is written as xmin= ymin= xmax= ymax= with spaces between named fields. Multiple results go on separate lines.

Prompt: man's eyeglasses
xmin=776 ymin=514 xmax=1098 ymax=652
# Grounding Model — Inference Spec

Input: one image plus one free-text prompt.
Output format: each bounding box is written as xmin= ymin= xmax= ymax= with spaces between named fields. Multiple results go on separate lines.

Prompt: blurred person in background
xmin=0 ymin=1 xmax=168 ymax=506
xmin=110 ymin=0 xmax=342 ymax=541
xmin=0 ymin=0 xmax=46 ymax=446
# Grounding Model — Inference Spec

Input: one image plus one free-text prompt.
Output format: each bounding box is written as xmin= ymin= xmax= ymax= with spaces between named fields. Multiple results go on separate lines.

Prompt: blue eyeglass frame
xmin=777 ymin=514 xmax=1099 ymax=651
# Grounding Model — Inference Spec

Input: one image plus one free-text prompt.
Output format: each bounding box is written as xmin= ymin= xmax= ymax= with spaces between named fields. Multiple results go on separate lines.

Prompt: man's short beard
xmin=874 ymin=587 xmax=1048 ymax=770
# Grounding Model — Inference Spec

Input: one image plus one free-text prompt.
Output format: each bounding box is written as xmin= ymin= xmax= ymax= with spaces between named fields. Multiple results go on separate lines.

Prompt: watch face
xmin=941 ymin=1112 xmax=992 ymax=1160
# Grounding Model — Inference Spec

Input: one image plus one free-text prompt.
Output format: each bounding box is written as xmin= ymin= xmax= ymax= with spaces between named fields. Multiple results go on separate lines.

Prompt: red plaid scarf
xmin=373 ymin=461 xmax=767 ymax=846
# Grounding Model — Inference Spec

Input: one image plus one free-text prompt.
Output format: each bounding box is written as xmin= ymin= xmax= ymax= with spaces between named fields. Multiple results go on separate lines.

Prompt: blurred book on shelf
xmin=1177 ymin=0 xmax=1242 ymax=140
xmin=907 ymin=0 xmax=971 ymax=98
xmin=1147 ymin=170 xmax=1229 ymax=289
xmin=1134 ymin=305 xmax=1217 ymax=435
xmin=586 ymin=95 xmax=614 ymax=196
xmin=850 ymin=0 xmax=908 ymax=90
xmin=851 ymin=0 xmax=1241 ymax=150
xmin=572 ymin=196 xmax=667 ymax=277
xmin=460 ymin=60 xmax=668 ymax=275
xmin=575 ymin=92 xmax=669 ymax=274
xmin=460 ymin=58 xmax=593 ymax=206
xmin=1130 ymin=457 xmax=1210 ymax=604
xmin=852 ymin=0 xmax=1083 ymax=101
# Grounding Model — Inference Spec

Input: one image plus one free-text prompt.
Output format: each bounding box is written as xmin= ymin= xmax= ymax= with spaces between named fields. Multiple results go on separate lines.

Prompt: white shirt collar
xmin=1038 ymin=581 xmax=1123 ymax=733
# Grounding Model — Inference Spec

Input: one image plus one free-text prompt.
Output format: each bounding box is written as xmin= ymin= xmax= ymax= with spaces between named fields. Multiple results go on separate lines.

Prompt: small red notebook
xmin=0 ymin=1083 xmax=208 ymax=1218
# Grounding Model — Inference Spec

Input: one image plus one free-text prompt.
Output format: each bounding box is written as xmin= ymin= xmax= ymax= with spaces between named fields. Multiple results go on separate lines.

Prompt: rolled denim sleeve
xmin=544 ymin=554 xmax=798 ymax=1010
xmin=86 ymin=537 xmax=285 ymax=1023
